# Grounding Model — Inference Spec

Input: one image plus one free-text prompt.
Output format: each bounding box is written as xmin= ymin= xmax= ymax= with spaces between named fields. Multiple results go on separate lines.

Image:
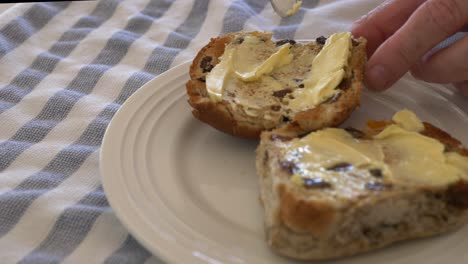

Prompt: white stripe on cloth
xmin=295 ymin=0 xmax=384 ymax=38
xmin=62 ymin=211 xmax=130 ymax=264
xmin=243 ymin=2 xmax=282 ymax=33
xmin=0 ymin=0 xmax=194 ymax=259
xmin=0 ymin=0 xmax=191 ymax=260
xmin=170 ymin=0 xmax=228 ymax=67
xmin=0 ymin=2 xmax=209 ymax=262
xmin=0 ymin=0 xmax=137 ymax=142
xmin=0 ymin=2 xmax=91 ymax=88
xmin=0 ymin=0 xmax=188 ymax=194
xmin=0 ymin=151 xmax=100 ymax=263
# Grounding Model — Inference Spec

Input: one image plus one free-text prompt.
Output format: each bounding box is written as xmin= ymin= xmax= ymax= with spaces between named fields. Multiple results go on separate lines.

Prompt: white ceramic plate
xmin=101 ymin=61 xmax=468 ymax=264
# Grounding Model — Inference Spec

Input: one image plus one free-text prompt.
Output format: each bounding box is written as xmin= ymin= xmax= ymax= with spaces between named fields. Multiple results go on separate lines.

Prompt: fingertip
xmin=350 ymin=15 xmax=369 ymax=38
xmin=350 ymin=19 xmax=362 ymax=33
xmin=454 ymin=82 xmax=468 ymax=97
xmin=365 ymin=64 xmax=391 ymax=91
xmin=350 ymin=19 xmax=380 ymax=58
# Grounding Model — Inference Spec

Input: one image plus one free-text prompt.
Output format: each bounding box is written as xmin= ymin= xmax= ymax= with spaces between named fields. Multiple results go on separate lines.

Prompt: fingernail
xmin=366 ymin=64 xmax=389 ymax=91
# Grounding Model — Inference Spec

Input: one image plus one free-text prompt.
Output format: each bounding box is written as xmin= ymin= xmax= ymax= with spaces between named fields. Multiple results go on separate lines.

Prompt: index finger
xmin=351 ymin=0 xmax=426 ymax=57
xmin=366 ymin=0 xmax=468 ymax=90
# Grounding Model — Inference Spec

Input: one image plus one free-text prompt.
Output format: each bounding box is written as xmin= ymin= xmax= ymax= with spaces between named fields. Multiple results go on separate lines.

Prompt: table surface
xmin=2 ymin=0 xmax=462 ymax=263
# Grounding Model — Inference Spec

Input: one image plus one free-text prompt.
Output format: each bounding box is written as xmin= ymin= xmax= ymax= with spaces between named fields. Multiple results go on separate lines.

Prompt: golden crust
xmin=188 ymin=86 xmax=263 ymax=138
xmin=422 ymin=122 xmax=468 ymax=157
xmin=186 ymin=34 xmax=248 ymax=135
xmin=186 ymin=32 xmax=367 ymax=139
xmin=279 ymin=184 xmax=336 ymax=237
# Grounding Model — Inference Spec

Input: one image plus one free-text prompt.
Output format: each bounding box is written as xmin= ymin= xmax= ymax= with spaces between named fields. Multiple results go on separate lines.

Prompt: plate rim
xmin=100 ymin=61 xmax=194 ymax=263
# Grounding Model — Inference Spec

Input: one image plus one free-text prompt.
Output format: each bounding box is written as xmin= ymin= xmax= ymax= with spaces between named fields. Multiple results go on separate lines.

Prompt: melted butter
xmin=392 ymin=109 xmax=424 ymax=132
xmin=446 ymin=152 xmax=468 ymax=180
xmin=206 ymin=48 xmax=235 ymax=102
xmin=206 ymin=35 xmax=293 ymax=101
xmin=206 ymin=32 xmax=352 ymax=112
xmin=374 ymin=125 xmax=461 ymax=186
xmin=286 ymin=110 xmax=468 ymax=188
xmin=285 ymin=128 xmax=387 ymax=182
xmin=286 ymin=1 xmax=302 ymax=16
xmin=233 ymin=40 xmax=293 ymax=82
xmin=289 ymin=32 xmax=351 ymax=111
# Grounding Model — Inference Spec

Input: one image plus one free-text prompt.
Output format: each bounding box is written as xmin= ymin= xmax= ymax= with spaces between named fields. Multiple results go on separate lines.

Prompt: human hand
xmin=351 ymin=0 xmax=468 ymax=95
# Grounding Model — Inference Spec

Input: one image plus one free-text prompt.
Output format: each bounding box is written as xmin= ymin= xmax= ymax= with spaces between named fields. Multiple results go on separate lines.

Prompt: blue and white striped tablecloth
xmin=0 ymin=0 xmax=389 ymax=263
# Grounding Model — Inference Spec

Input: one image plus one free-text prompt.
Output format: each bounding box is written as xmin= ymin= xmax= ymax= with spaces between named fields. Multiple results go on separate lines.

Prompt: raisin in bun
xmin=256 ymin=109 xmax=468 ymax=260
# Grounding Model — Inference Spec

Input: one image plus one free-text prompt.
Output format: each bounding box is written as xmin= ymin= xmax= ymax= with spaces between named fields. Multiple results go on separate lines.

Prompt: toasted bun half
xmin=256 ymin=116 xmax=468 ymax=260
xmin=186 ymin=32 xmax=367 ymax=139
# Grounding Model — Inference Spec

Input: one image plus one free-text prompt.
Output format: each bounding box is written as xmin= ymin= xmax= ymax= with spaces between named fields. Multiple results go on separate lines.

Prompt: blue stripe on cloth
xmin=272 ymin=0 xmax=319 ymax=40
xmin=0 ymin=0 xmax=173 ymax=174
xmin=220 ymin=0 xmax=269 ymax=35
xmin=3 ymin=0 xmax=210 ymax=262
xmin=104 ymin=236 xmax=153 ymax=264
xmin=0 ymin=2 xmax=71 ymax=60
xmin=18 ymin=186 xmax=109 ymax=264
xmin=0 ymin=0 xmax=175 ymax=237
xmin=141 ymin=0 xmax=210 ymax=76
xmin=0 ymin=0 xmax=121 ymax=114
